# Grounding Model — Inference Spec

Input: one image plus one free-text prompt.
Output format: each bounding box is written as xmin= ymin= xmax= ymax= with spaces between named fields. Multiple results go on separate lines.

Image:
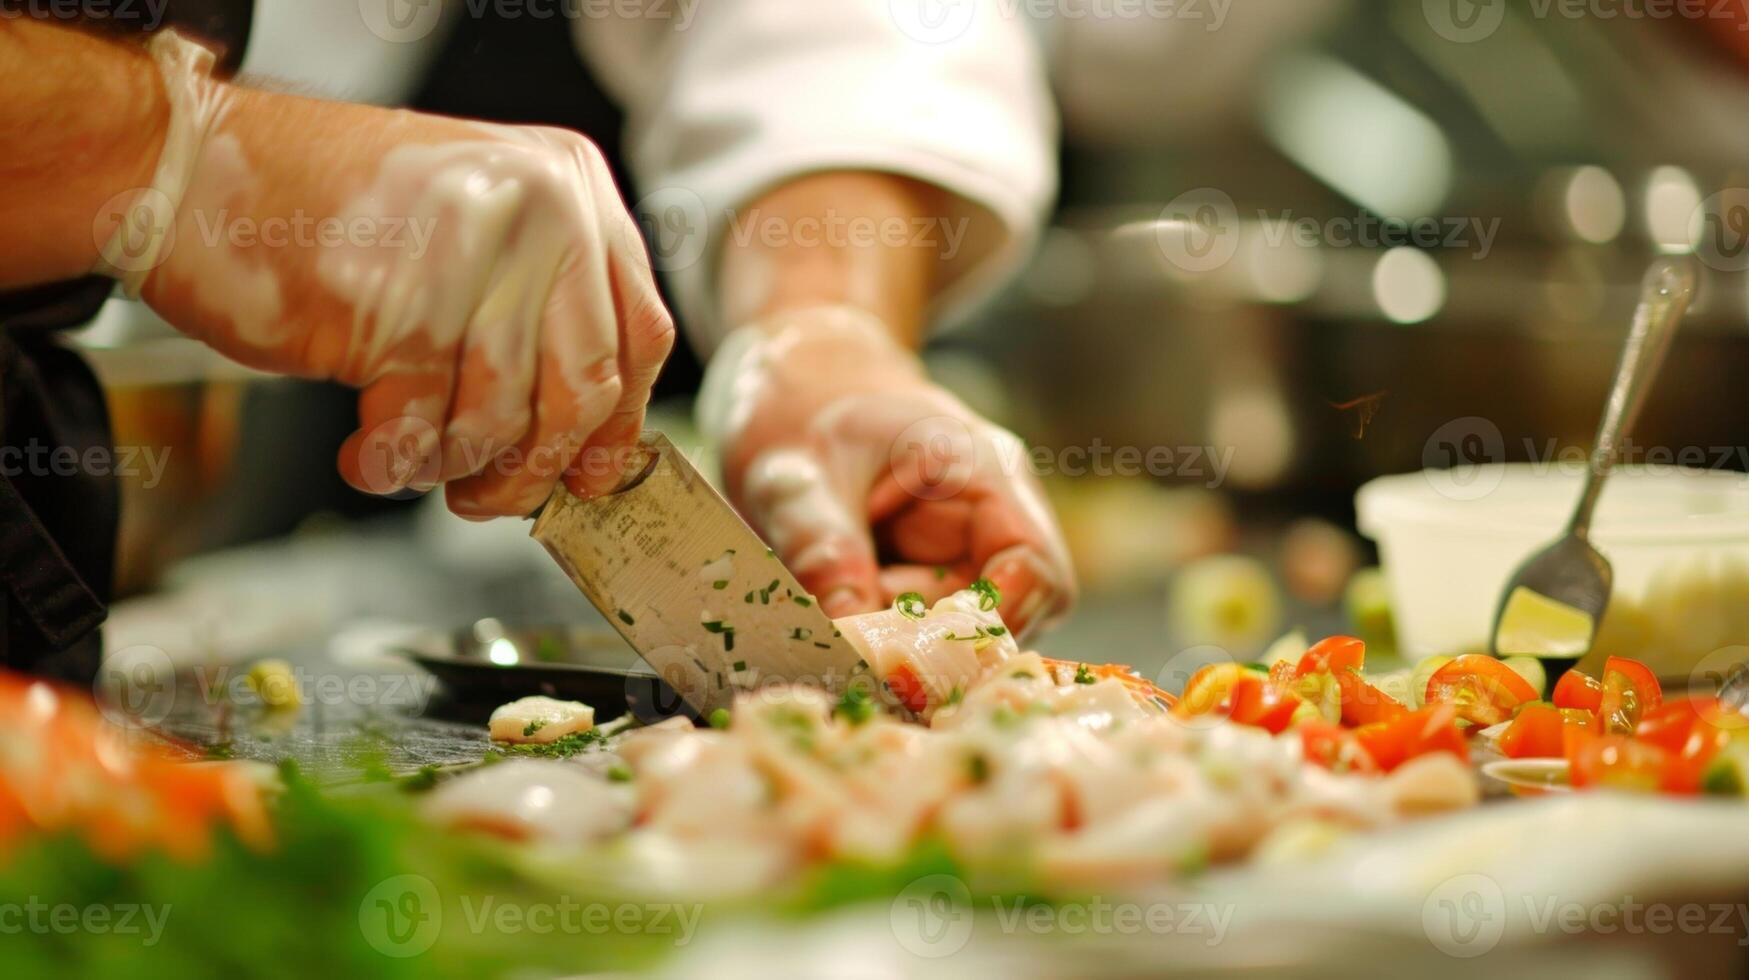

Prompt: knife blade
xmin=529 ymin=432 xmax=872 ymax=715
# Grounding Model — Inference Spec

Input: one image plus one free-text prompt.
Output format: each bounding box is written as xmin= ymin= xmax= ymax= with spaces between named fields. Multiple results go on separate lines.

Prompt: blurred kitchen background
xmin=85 ymin=0 xmax=1749 ymax=689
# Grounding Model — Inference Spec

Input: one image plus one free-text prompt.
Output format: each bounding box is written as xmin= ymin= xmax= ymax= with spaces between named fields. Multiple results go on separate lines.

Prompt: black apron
xmin=0 ymin=2 xmax=253 ymax=682
xmin=0 ymin=280 xmax=120 ymax=683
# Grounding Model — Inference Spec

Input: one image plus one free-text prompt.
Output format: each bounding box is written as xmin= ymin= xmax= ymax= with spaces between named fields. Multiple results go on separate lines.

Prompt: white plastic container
xmin=1356 ymin=464 xmax=1749 ymax=674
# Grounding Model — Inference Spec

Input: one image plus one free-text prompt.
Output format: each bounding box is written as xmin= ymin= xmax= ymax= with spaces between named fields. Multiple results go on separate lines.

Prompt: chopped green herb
xmin=744 ymin=590 xmax=756 ymax=604
xmin=813 ymin=642 xmax=832 ymax=650
xmin=399 ymin=765 xmax=441 ymax=792
xmin=895 ymin=592 xmax=927 ymax=620
xmin=733 ymin=660 xmax=748 ymax=672
xmin=1074 ymin=664 xmax=1096 ymax=685
xmin=523 ymin=719 xmax=548 ymax=737
xmin=986 ymin=626 xmax=1007 ymax=636
xmin=712 ymin=580 xmax=729 ymax=590
xmin=970 ymin=578 xmax=1001 ymax=612
xmin=789 ymin=627 xmax=813 ymax=641
xmin=493 ymin=728 xmax=608 ymax=759
xmin=702 ymin=620 xmax=729 ymax=633
xmin=934 ymin=566 xmax=950 ymax=581
xmin=708 ymin=708 xmax=731 ymax=730
xmin=793 ymin=595 xmax=813 ymax=608
xmin=967 ymin=753 xmax=990 ymax=783
xmin=616 ymin=609 xmax=635 ymax=626
xmin=947 ymin=686 xmax=964 ymax=706
xmin=1011 ymin=670 xmax=1036 ymax=680
xmin=606 ymin=764 xmax=634 ymax=783
xmin=836 ymin=687 xmax=877 ymax=726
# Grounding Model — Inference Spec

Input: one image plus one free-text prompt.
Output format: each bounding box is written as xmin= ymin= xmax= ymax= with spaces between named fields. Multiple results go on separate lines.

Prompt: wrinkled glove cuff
xmin=91 ymin=30 xmax=231 ymax=296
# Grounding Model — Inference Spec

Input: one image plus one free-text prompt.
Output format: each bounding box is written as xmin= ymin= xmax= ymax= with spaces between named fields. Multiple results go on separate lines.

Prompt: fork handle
xmin=1569 ymin=258 xmax=1696 ymax=538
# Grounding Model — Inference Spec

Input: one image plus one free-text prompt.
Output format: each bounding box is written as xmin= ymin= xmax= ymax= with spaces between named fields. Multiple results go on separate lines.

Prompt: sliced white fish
xmin=488 ymin=695 xmax=595 ymax=744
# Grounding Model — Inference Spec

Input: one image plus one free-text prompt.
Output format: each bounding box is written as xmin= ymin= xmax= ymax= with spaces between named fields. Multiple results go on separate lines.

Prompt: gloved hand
xmin=699 ymin=306 xmax=1075 ymax=638
xmin=98 ymin=34 xmax=673 ymax=518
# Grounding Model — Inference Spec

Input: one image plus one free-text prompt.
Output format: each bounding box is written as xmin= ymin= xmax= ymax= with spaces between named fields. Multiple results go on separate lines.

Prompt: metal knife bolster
xmin=529 ymin=433 xmax=871 ymax=714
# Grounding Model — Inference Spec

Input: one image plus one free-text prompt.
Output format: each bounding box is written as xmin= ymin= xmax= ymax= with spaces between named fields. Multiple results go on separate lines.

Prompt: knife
xmin=529 ymin=432 xmax=873 ymax=716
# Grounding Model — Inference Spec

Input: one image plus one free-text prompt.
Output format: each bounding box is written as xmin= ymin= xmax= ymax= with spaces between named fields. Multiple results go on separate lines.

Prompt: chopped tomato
xmin=1552 ymin=670 xmax=1603 ymax=713
xmin=1634 ymin=697 xmax=1733 ymax=793
xmin=1566 ymin=730 xmax=1669 ymax=792
xmin=1423 ymin=654 xmax=1539 ymax=726
xmin=1498 ymin=703 xmax=1591 ymax=759
xmin=1295 ymin=636 xmax=1365 ymax=678
xmin=1299 ymin=721 xmax=1379 ymax=774
xmin=1354 ymin=704 xmax=1468 ymax=772
xmin=1598 ymin=657 xmax=1663 ymax=734
xmin=885 ymin=663 xmax=931 ymax=715
xmin=1221 ymin=675 xmax=1302 ymax=734
xmin=1334 ymin=669 xmax=1408 ymax=728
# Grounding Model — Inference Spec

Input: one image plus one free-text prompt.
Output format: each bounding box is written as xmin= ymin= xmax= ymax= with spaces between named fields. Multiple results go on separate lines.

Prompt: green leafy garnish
xmin=970 ymin=578 xmax=1001 ymax=612
xmin=1074 ymin=664 xmax=1096 ymax=685
xmin=836 ymin=687 xmax=877 ymax=726
xmin=793 ymin=596 xmax=814 ymax=608
xmin=522 ymin=720 xmax=547 ymax=737
xmin=616 ymin=609 xmax=635 ymax=626
xmin=494 ymin=728 xmax=607 ymax=759
xmin=708 ymin=708 xmax=731 ymax=730
xmin=895 ymin=592 xmax=927 ymax=620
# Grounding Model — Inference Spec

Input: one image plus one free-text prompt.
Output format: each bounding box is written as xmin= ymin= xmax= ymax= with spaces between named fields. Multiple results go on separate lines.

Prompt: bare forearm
xmin=0 ymin=19 xmax=167 ymax=287
xmin=717 ymin=171 xmax=948 ymax=351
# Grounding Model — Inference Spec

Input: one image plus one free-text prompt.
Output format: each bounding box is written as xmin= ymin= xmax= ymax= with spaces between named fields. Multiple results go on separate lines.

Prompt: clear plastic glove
xmin=699 ymin=306 xmax=1075 ymax=638
xmin=100 ymin=36 xmax=673 ymax=517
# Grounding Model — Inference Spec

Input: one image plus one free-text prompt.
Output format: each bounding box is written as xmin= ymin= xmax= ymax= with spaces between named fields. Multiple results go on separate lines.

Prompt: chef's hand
xmin=705 ymin=309 xmax=1073 ymax=636
xmin=97 ymin=34 xmax=674 ymax=517
xmin=702 ymin=173 xmax=1074 ymax=638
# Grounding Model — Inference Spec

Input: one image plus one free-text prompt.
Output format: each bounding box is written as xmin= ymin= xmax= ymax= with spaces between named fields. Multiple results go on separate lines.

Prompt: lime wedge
xmin=1495 ymin=587 xmax=1594 ymax=658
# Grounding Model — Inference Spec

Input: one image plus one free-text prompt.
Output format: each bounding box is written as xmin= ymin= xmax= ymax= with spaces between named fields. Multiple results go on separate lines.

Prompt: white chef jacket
xmin=575 ymin=0 xmax=1058 ymax=353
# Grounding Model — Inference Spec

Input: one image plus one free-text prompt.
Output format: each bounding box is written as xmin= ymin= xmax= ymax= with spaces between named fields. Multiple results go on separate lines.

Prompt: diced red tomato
xmin=1334 ymin=669 xmax=1408 ymax=728
xmin=1598 ymin=657 xmax=1663 ymax=734
xmin=1498 ymin=703 xmax=1591 ymax=759
xmin=885 ymin=663 xmax=931 ymax=715
xmin=1552 ymin=670 xmax=1603 ymax=713
xmin=1566 ymin=730 xmax=1669 ymax=792
xmin=1634 ymin=697 xmax=1733 ymax=794
xmin=1221 ymin=675 xmax=1302 ymax=734
xmin=1354 ymin=703 xmax=1468 ymax=772
xmin=1299 ymin=721 xmax=1379 ymax=774
xmin=1295 ymin=636 xmax=1365 ymax=678
xmin=1423 ymin=655 xmax=1539 ymax=726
